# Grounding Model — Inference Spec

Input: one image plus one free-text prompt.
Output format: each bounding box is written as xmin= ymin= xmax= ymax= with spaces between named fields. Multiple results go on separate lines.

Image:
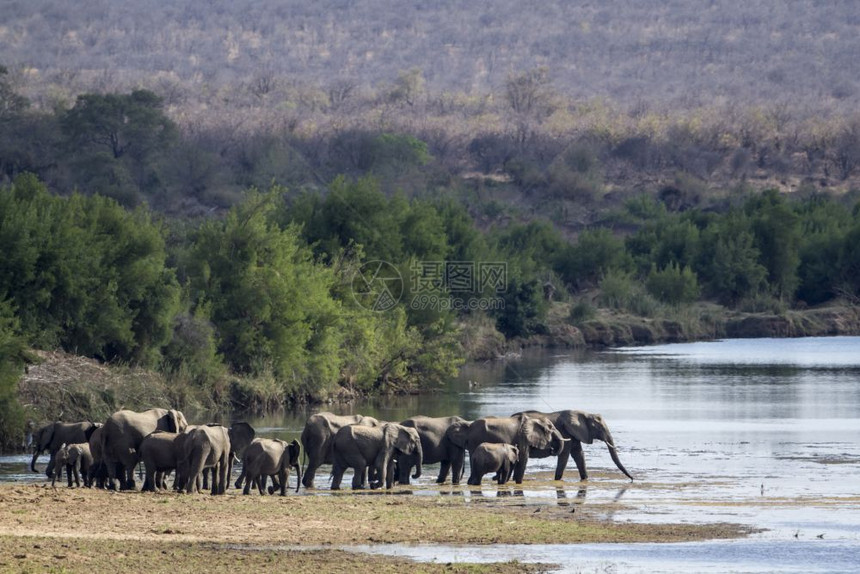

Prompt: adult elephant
xmin=300 ymin=412 xmax=380 ymax=488
xmin=466 ymin=413 xmax=568 ymax=484
xmin=198 ymin=422 xmax=257 ymax=491
xmin=181 ymin=424 xmax=231 ymax=495
xmin=516 ymin=410 xmax=633 ymax=481
xmin=101 ymin=408 xmax=188 ymax=490
xmin=30 ymin=421 xmax=100 ymax=478
xmin=139 ymin=431 xmax=182 ymax=492
xmin=238 ymin=438 xmax=302 ymax=496
xmin=331 ymin=423 xmax=422 ymax=490
xmin=397 ymin=416 xmax=470 ymax=485
xmin=226 ymin=422 xmax=256 ymax=484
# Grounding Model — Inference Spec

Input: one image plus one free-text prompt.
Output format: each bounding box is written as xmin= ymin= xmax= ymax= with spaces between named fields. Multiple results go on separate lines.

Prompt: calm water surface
xmin=8 ymin=336 xmax=860 ymax=572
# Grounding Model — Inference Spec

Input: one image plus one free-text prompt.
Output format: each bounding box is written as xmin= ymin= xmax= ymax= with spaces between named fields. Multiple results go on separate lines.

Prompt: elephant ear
xmin=381 ymin=424 xmax=406 ymax=453
xmin=229 ymin=422 xmax=256 ymax=456
xmin=167 ymin=410 xmax=186 ymax=433
xmin=445 ymin=420 xmax=471 ymax=449
xmin=40 ymin=424 xmax=55 ymax=449
xmin=288 ymin=440 xmax=301 ymax=465
xmin=522 ymin=417 xmax=547 ymax=449
xmin=560 ymin=410 xmax=594 ymax=444
xmin=84 ymin=423 xmax=99 ymax=442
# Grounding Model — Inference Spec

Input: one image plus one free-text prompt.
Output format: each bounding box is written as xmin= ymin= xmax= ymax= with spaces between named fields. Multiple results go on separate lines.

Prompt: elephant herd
xmin=31 ymin=408 xmax=262 ymax=494
xmin=31 ymin=408 xmax=633 ymax=495
xmin=300 ymin=410 xmax=633 ymax=490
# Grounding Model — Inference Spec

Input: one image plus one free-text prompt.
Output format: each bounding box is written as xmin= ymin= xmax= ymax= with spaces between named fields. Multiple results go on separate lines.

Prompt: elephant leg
xmin=82 ymin=463 xmax=91 ymax=488
xmin=436 ymin=460 xmax=451 ymax=484
xmin=385 ymin=459 xmax=396 ymax=489
xmin=302 ymin=457 xmax=320 ymax=489
xmin=451 ymin=450 xmax=465 ymax=485
xmin=500 ymin=461 xmax=516 ymax=485
xmin=219 ymin=459 xmax=229 ymax=495
xmin=210 ymin=464 xmax=218 ymax=495
xmin=202 ymin=468 xmax=210 ymax=491
xmin=467 ymin=468 xmax=483 ymax=485
xmin=46 ymin=453 xmax=56 ymax=480
xmin=571 ymin=441 xmax=588 ymax=480
xmin=66 ymin=465 xmax=74 ymax=488
xmin=143 ymin=467 xmax=155 ymax=492
xmin=73 ymin=464 xmax=82 ymax=487
xmin=235 ymin=468 xmax=246 ymax=490
xmin=278 ymin=469 xmax=288 ymax=496
xmin=554 ymin=440 xmax=573 ymax=481
xmin=352 ymin=464 xmax=367 ymax=490
xmin=242 ymin=472 xmax=254 ymax=495
xmin=513 ymin=452 xmax=529 ymax=484
xmin=330 ymin=463 xmax=345 ymax=491
xmin=395 ymin=459 xmax=410 ymax=485
xmin=258 ymin=474 xmax=268 ymax=495
xmin=121 ymin=462 xmax=137 ymax=490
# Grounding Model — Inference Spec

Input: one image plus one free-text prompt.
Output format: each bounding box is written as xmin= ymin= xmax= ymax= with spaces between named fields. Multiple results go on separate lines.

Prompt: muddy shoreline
xmin=0 ymin=475 xmax=752 ymax=573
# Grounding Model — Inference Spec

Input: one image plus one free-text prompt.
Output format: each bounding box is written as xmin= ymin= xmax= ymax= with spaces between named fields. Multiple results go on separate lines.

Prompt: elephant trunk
xmin=411 ymin=441 xmax=423 ymax=480
xmin=608 ymin=444 xmax=633 ymax=480
xmin=601 ymin=427 xmax=633 ymax=480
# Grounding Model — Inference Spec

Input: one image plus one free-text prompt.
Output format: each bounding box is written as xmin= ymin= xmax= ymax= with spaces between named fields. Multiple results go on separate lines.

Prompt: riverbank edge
xmin=10 ymin=302 xmax=860 ymax=429
xmin=497 ymin=302 xmax=860 ymax=356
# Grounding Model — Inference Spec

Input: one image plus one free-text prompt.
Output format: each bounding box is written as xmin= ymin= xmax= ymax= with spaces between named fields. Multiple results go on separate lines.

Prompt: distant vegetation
xmin=2 ymin=1 xmax=860 ymax=445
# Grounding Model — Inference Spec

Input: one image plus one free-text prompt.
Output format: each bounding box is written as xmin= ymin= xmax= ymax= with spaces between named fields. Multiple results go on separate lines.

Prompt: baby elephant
xmin=467 ymin=443 xmax=519 ymax=485
xmin=237 ymin=438 xmax=302 ymax=496
xmin=52 ymin=443 xmax=94 ymax=488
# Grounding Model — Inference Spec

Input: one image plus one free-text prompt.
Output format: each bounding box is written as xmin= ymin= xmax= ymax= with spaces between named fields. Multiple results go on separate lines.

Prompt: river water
xmin=6 ymin=336 xmax=860 ymax=572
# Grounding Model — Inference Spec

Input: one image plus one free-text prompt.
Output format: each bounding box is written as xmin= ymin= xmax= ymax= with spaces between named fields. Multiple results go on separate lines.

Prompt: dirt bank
xmin=0 ymin=479 xmax=750 ymax=573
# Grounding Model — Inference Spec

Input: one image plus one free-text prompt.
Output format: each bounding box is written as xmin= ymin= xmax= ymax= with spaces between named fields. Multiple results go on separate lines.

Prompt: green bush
xmin=568 ymin=300 xmax=596 ymax=325
xmin=646 ymin=263 xmax=700 ymax=305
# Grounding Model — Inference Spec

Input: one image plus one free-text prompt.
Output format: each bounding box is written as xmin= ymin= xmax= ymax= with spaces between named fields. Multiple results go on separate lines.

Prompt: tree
xmin=504 ymin=67 xmax=554 ymax=117
xmin=493 ymin=277 xmax=547 ymax=338
xmin=185 ymin=190 xmax=343 ymax=393
xmin=646 ymin=263 xmax=700 ymax=305
xmin=60 ymin=90 xmax=178 ymax=205
xmin=0 ymin=174 xmax=180 ymax=364
xmin=388 ymin=68 xmax=425 ymax=107
xmin=0 ymin=65 xmax=28 ymax=122
xmin=556 ymin=228 xmax=629 ymax=290
xmin=61 ymin=90 xmax=176 ymax=160
xmin=698 ymin=213 xmax=767 ymax=305
xmin=0 ymin=297 xmax=27 ymax=450
xmin=746 ymin=190 xmax=801 ymax=300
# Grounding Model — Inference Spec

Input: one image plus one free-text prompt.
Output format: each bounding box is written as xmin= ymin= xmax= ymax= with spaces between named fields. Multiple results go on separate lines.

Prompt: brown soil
xmin=0 ymin=480 xmax=751 ymax=573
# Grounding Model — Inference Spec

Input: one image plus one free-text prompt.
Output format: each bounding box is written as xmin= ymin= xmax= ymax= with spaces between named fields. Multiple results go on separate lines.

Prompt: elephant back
xmin=466 ymin=416 xmax=520 ymax=450
xmin=102 ymin=408 xmax=185 ymax=460
xmin=401 ymin=415 xmax=466 ymax=460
